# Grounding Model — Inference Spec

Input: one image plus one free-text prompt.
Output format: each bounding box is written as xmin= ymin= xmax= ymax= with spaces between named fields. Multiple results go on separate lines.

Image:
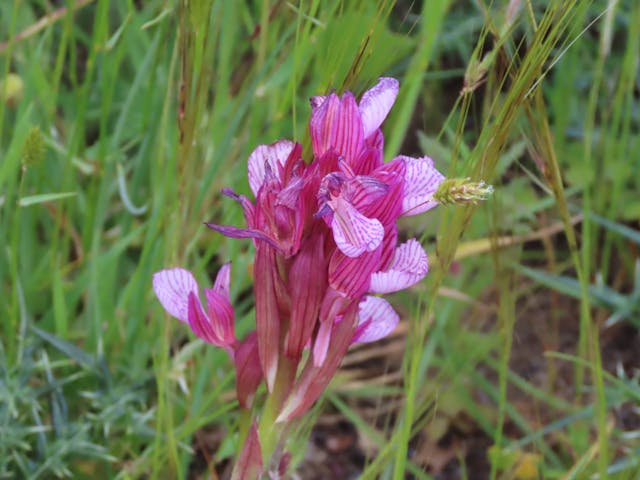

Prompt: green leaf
xmin=31 ymin=326 xmax=97 ymax=371
xmin=18 ymin=192 xmax=77 ymax=207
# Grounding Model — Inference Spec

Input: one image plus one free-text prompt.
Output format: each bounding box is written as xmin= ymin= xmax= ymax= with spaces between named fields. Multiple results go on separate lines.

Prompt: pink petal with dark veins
xmin=310 ymin=92 xmax=364 ymax=164
xmin=359 ymin=77 xmax=399 ymax=138
xmin=369 ymin=239 xmax=428 ymax=294
xmin=352 ymin=146 xmax=383 ymax=176
xmin=352 ymin=296 xmax=399 ymax=343
xmin=212 ymin=262 xmax=231 ymax=298
xmin=203 ymin=288 xmax=236 ymax=346
xmin=310 ymin=93 xmax=340 ymax=158
xmin=286 ymin=231 xmax=328 ymax=359
xmin=187 ymin=291 xmax=220 ymax=344
xmin=329 ymin=247 xmax=382 ymax=299
xmin=247 ymin=140 xmax=295 ymax=196
xmin=330 ymin=197 xmax=383 ymax=257
xmin=398 ymin=155 xmax=445 ymax=216
xmin=355 ymin=170 xmax=403 ymax=225
xmin=330 ymin=92 xmax=364 ymax=165
xmin=254 ymin=245 xmax=281 ymax=390
xmin=152 ymin=268 xmax=199 ymax=323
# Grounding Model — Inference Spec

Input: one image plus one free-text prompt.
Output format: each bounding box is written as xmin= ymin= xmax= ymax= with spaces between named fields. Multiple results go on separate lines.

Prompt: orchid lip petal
xmin=352 ymin=296 xmax=399 ymax=343
xmin=359 ymin=77 xmax=399 ymax=138
xmin=369 ymin=239 xmax=429 ymax=294
xmin=399 ymin=155 xmax=445 ymax=216
xmin=330 ymin=198 xmax=384 ymax=257
xmin=152 ymin=268 xmax=199 ymax=323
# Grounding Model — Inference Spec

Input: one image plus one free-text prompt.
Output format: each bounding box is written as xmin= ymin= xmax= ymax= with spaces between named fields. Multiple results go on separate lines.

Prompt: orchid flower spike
xmin=152 ymin=76 xmax=493 ymax=477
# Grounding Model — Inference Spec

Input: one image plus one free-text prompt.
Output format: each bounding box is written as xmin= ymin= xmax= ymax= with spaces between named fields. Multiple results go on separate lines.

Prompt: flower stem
xmin=257 ymin=355 xmax=296 ymax=475
xmin=236 ymin=406 xmax=253 ymax=458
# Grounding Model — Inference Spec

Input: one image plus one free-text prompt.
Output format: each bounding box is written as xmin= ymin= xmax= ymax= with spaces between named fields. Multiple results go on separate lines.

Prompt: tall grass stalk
xmin=392 ymin=3 xmax=583 ymax=477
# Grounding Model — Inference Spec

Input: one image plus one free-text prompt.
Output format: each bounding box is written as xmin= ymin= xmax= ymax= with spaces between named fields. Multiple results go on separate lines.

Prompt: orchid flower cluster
xmin=153 ymin=77 xmax=490 ymax=478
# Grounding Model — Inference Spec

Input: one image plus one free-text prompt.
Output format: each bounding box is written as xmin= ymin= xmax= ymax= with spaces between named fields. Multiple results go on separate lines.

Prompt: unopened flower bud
xmin=433 ymin=177 xmax=494 ymax=205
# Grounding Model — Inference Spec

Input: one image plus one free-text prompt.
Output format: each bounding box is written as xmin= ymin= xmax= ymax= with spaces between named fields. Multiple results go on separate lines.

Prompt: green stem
xmin=257 ymin=355 xmax=296 ymax=475
xmin=236 ymin=406 xmax=253 ymax=459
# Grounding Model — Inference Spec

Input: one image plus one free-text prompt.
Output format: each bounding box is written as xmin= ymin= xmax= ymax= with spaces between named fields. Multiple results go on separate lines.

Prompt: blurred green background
xmin=1 ymin=0 xmax=639 ymax=478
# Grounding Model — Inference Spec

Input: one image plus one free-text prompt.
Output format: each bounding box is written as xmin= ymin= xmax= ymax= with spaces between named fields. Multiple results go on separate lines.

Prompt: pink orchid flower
xmin=152 ymin=265 xmax=262 ymax=408
xmin=153 ymin=77 xmax=448 ymax=476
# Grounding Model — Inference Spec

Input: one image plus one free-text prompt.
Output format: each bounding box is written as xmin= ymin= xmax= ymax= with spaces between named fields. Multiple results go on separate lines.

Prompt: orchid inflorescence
xmin=153 ymin=77 xmax=488 ymax=478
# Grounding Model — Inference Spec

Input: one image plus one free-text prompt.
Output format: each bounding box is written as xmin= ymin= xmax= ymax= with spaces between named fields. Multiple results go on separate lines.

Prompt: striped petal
xmin=310 ymin=93 xmax=340 ymax=158
xmin=187 ymin=291 xmax=215 ymax=343
xmin=352 ymin=146 xmax=383 ymax=176
xmin=352 ymin=296 xmax=399 ymax=343
xmin=152 ymin=268 xmax=199 ymax=323
xmin=254 ymin=245 xmax=281 ymax=390
xmin=361 ymin=165 xmax=405 ymax=225
xmin=331 ymin=197 xmax=383 ymax=257
xmin=203 ymin=287 xmax=236 ymax=346
xmin=212 ymin=262 xmax=231 ymax=298
xmin=359 ymin=77 xmax=399 ymax=138
xmin=399 ymin=156 xmax=445 ymax=216
xmin=310 ymin=92 xmax=364 ymax=164
xmin=286 ymin=231 xmax=328 ymax=358
xmin=247 ymin=140 xmax=295 ymax=196
xmin=369 ymin=239 xmax=428 ymax=294
xmin=330 ymin=92 xmax=364 ymax=164
xmin=329 ymin=247 xmax=382 ymax=299
xmin=346 ymin=175 xmax=388 ymax=211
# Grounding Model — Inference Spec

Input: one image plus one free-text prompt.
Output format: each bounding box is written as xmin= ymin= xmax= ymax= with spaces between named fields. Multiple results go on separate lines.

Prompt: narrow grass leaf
xmin=18 ymin=192 xmax=77 ymax=207
xmin=31 ymin=326 xmax=97 ymax=371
